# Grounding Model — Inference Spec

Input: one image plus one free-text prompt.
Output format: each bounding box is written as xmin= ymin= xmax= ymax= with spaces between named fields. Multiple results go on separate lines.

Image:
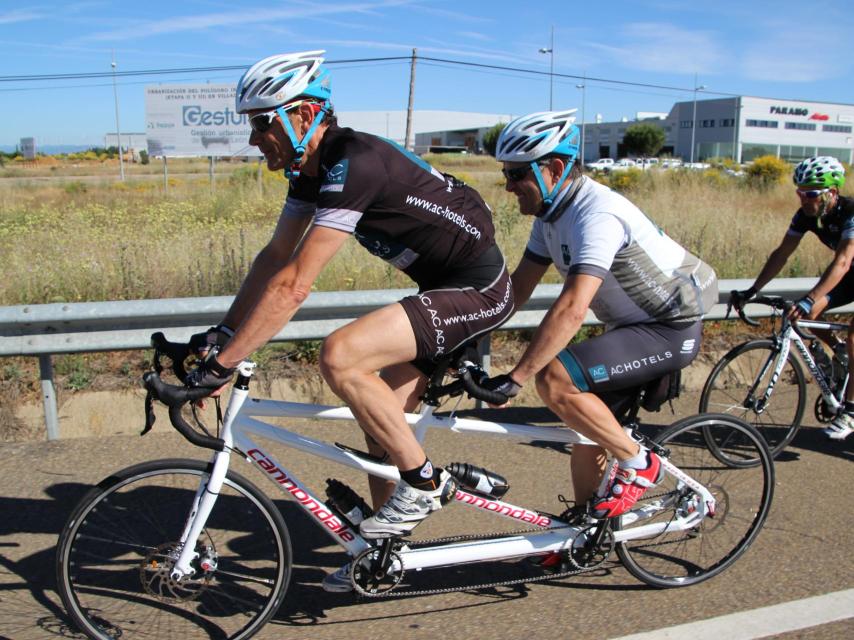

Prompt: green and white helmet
xmin=793 ymin=156 xmax=845 ymax=189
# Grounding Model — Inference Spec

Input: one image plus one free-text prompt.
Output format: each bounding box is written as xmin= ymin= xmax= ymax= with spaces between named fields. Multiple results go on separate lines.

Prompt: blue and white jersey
xmin=524 ymin=177 xmax=718 ymax=328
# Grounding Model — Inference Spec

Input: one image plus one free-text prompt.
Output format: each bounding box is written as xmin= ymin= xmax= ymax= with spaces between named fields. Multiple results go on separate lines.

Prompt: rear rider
xmin=483 ymin=108 xmax=718 ymax=520
xmin=733 ymin=156 xmax=853 ymax=440
xmin=185 ymin=51 xmax=515 ymax=592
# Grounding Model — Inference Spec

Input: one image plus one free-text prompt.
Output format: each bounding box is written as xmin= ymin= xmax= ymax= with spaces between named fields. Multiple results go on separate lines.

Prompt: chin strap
xmin=276 ymin=101 xmax=329 ymax=180
xmin=532 ymin=159 xmax=577 ymax=220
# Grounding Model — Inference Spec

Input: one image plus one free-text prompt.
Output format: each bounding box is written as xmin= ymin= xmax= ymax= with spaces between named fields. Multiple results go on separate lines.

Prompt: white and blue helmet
xmin=236 ymin=51 xmax=332 ymax=179
xmin=495 ymin=109 xmax=580 ymax=163
xmin=496 ymin=109 xmax=581 ymax=213
xmin=236 ymin=50 xmax=331 ymax=113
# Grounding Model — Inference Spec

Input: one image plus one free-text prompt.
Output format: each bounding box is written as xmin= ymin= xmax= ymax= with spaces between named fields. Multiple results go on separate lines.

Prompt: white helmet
xmin=236 ymin=50 xmax=331 ymax=114
xmin=495 ymin=109 xmax=580 ymax=163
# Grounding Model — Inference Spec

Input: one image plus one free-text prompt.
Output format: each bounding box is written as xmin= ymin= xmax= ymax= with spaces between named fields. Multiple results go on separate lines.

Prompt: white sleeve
xmin=568 ymin=212 xmax=627 ymax=276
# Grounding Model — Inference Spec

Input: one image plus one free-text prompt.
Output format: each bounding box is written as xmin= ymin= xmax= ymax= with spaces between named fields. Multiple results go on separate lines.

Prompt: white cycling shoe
xmin=825 ymin=412 xmax=854 ymax=440
xmin=359 ymin=470 xmax=458 ymax=539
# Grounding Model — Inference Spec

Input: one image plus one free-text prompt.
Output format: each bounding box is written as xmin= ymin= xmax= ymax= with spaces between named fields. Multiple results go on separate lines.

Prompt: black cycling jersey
xmin=788 ymin=195 xmax=854 ymax=250
xmin=286 ymin=124 xmax=498 ymax=290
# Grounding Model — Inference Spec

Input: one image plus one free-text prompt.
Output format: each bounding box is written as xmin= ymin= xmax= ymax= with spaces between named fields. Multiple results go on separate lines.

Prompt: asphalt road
xmin=1 ymin=393 xmax=852 ymax=640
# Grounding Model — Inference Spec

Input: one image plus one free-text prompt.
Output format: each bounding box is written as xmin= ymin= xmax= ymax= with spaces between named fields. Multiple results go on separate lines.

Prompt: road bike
xmin=56 ymin=333 xmax=774 ymax=640
xmin=699 ymin=294 xmax=849 ymax=463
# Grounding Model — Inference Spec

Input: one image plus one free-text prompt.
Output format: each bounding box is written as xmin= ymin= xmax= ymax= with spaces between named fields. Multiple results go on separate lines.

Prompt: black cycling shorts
xmin=826 ymin=269 xmax=854 ymax=310
xmin=557 ymin=320 xmax=703 ymax=394
xmin=399 ymin=255 xmax=513 ymax=368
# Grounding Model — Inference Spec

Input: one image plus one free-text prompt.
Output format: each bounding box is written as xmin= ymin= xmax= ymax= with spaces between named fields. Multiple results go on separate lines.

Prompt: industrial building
xmin=579 ymin=96 xmax=854 ymax=164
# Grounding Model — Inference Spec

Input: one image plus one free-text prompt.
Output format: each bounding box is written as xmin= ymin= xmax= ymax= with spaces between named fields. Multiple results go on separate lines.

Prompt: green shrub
xmin=482 ymin=122 xmax=506 ymax=157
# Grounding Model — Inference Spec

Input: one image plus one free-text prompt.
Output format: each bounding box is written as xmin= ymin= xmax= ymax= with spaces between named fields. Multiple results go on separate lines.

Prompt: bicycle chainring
xmin=351 ymin=547 xmax=405 ymax=596
xmin=814 ymin=396 xmax=837 ymax=423
xmin=568 ymin=525 xmax=614 ymax=570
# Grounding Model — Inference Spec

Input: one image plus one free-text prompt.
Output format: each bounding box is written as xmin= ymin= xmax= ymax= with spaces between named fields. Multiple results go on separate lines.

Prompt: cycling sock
xmin=401 ymin=458 xmax=440 ymax=490
xmin=620 ymin=446 xmax=650 ymax=470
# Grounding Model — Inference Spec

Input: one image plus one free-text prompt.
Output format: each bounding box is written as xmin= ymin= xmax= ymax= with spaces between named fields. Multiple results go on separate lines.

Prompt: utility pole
xmin=690 ymin=73 xmax=706 ymax=165
xmin=404 ymin=48 xmax=417 ymax=151
xmin=539 ymin=26 xmax=555 ymax=110
xmin=576 ymin=74 xmax=586 ymax=163
xmin=111 ymin=50 xmax=125 ymax=181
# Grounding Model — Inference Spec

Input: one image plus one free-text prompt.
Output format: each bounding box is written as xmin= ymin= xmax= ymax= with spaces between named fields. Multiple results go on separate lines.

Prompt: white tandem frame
xmin=168 ymin=362 xmax=716 ymax=581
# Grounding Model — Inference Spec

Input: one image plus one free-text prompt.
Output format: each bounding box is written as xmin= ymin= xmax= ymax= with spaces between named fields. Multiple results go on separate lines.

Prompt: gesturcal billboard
xmin=145 ymin=84 xmax=261 ymax=157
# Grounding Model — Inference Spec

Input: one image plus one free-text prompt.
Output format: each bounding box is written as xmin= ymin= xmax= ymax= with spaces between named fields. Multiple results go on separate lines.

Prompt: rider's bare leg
xmin=319 ymin=302 xmax=430 ymax=473
xmin=362 ymin=363 xmax=428 ymax=510
xmin=534 ymin=358 xmax=641 ymax=504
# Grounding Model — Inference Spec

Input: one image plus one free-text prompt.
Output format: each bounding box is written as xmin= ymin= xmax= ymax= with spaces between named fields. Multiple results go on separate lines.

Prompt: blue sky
xmin=2 ymin=0 xmax=853 ymax=147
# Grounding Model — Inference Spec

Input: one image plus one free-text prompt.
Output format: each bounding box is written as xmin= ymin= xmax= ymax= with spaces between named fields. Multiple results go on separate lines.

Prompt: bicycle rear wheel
xmin=615 ymin=414 xmax=774 ymax=588
xmin=699 ymin=339 xmax=805 ymax=460
xmin=57 ymin=459 xmax=292 ymax=640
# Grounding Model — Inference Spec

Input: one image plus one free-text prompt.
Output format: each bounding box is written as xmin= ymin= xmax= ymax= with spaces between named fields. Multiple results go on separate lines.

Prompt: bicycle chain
xmin=353 ymin=523 xmax=604 ymax=599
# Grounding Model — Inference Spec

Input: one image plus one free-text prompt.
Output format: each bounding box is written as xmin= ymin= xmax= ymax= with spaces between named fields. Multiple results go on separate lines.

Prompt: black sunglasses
xmin=502 ymin=165 xmax=533 ymax=182
xmin=502 ymin=161 xmax=551 ymax=182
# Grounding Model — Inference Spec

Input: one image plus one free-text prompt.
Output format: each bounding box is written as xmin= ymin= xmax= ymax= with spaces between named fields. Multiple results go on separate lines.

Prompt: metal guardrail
xmin=3 ymin=277 xmax=852 ymax=440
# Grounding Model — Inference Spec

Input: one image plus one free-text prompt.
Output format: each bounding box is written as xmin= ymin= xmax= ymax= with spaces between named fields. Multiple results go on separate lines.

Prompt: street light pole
xmin=689 ymin=74 xmax=706 ymax=165
xmin=538 ymin=26 xmax=554 ymax=110
xmin=111 ymin=51 xmax=125 ymax=181
xmin=576 ymin=74 xmax=586 ymax=163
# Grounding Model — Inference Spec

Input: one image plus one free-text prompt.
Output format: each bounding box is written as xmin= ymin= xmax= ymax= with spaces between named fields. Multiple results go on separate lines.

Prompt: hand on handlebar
xmin=185 ymin=347 xmax=236 ymax=403
xmin=787 ymin=295 xmax=815 ymax=321
xmin=730 ymin=287 xmax=757 ymax=309
xmin=189 ymin=324 xmax=234 ymax=357
xmin=480 ymin=374 xmax=522 ymax=407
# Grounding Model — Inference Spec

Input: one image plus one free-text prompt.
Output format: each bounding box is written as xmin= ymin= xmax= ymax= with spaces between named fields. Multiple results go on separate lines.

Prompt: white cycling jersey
xmin=525 ymin=177 xmax=718 ymax=328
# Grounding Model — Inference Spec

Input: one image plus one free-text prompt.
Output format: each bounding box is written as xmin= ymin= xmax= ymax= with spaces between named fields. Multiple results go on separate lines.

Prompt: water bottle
xmin=325 ymin=479 xmax=372 ymax=526
xmin=832 ymin=342 xmax=849 ymax=386
xmin=445 ymin=462 xmax=509 ymax=498
xmin=810 ymin=341 xmax=834 ymax=381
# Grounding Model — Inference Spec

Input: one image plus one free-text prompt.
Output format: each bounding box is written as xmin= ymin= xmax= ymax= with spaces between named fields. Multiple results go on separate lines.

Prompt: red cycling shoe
xmin=592 ymin=451 xmax=664 ymax=519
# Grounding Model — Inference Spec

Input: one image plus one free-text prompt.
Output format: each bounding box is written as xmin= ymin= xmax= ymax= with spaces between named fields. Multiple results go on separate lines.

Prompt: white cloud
xmin=0 ymin=9 xmax=44 ymax=25
xmin=455 ymin=31 xmax=492 ymax=42
xmin=81 ymin=0 xmax=416 ymax=41
xmin=581 ymin=23 xmax=727 ymax=76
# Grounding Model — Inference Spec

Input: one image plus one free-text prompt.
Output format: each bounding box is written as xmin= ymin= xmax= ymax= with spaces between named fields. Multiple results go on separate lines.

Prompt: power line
xmin=0 ymin=56 xmax=411 ymax=83
xmin=0 ymin=53 xmax=739 ymax=98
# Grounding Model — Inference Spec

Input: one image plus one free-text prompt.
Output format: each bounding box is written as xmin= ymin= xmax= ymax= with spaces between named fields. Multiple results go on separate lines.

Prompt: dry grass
xmin=1 ymin=157 xmax=849 ymax=306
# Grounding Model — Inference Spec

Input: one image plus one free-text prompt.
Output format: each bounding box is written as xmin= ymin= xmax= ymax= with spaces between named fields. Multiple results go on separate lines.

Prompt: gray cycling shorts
xmin=557 ymin=320 xmax=703 ymax=393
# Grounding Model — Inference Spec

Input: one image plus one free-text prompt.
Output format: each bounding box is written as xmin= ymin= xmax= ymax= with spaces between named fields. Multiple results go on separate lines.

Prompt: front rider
xmin=733 ymin=156 xmax=853 ymax=440
xmin=484 ymin=109 xmax=718 ymax=520
xmin=187 ymin=51 xmax=515 ymax=591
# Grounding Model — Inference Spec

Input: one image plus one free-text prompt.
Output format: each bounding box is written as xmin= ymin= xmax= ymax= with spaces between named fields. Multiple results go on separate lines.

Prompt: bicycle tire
xmin=699 ymin=339 xmax=805 ymax=460
xmin=615 ymin=414 xmax=774 ymax=588
xmin=56 ymin=458 xmax=292 ymax=640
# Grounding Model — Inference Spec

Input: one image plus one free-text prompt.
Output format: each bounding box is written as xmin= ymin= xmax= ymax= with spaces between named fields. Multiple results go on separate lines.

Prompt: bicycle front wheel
xmin=615 ymin=414 xmax=774 ymax=588
xmin=56 ymin=459 xmax=292 ymax=640
xmin=699 ymin=339 xmax=805 ymax=459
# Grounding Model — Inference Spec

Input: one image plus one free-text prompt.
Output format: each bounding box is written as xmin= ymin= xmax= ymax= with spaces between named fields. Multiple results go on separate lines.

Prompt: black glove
xmin=185 ymin=348 xmax=235 ymax=390
xmin=482 ymin=374 xmax=522 ymax=400
xmin=189 ymin=324 xmax=234 ymax=356
xmin=730 ymin=287 xmax=757 ymax=308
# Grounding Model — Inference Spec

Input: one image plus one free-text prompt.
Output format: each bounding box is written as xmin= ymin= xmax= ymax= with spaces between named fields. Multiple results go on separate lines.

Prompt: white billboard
xmin=145 ymin=84 xmax=261 ymax=157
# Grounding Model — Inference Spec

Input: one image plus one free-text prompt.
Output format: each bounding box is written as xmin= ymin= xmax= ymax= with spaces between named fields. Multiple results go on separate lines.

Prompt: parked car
xmin=637 ymin=158 xmax=659 ymax=170
xmin=610 ymin=158 xmax=638 ymax=171
xmin=585 ymin=158 xmax=614 ymax=171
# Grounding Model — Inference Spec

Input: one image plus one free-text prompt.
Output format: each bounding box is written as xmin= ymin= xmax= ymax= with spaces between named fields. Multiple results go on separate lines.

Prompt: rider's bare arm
xmin=222 ymin=213 xmax=314 ymax=331
xmin=752 ymin=233 xmax=801 ymax=292
xmin=218 ymin=225 xmax=350 ymax=367
xmin=510 ymin=272 xmax=602 ymax=384
xmin=510 ymin=256 xmax=549 ymax=309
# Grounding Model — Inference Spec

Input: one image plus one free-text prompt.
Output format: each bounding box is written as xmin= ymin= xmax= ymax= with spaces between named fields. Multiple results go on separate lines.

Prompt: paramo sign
xmin=770 ymin=105 xmax=809 ymax=116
